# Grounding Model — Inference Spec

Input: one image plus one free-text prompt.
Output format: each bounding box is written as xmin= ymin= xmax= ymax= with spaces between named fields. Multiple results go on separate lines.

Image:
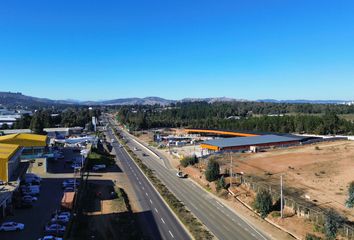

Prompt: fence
xmin=240 ymin=176 xmax=354 ymax=240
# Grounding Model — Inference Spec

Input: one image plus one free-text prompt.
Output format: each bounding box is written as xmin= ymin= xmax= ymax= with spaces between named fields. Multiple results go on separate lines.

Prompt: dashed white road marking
xmin=155 ymin=208 xmax=158 ymax=213
xmin=139 ymin=181 xmax=142 ymax=185
xmin=142 ymin=187 xmax=145 ymax=190
xmin=149 ymin=199 xmax=153 ymax=204
xmin=145 ymin=193 xmax=149 ymax=196
xmin=161 ymin=218 xmax=165 ymax=224
xmin=216 ymin=201 xmax=224 ymax=208
xmin=169 ymin=231 xmax=174 ymax=238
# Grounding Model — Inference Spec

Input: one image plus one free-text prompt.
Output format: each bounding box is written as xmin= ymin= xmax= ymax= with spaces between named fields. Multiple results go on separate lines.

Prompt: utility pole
xmin=230 ymin=153 xmax=233 ymax=189
xmin=280 ymin=174 xmax=283 ymax=218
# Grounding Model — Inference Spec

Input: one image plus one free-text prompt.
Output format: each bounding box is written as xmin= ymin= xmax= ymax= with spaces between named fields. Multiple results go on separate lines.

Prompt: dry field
xmin=222 ymin=140 xmax=354 ymax=221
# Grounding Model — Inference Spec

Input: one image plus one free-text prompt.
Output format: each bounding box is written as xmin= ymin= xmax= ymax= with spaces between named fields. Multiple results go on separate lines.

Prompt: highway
xmin=109 ymin=119 xmax=271 ymax=240
xmin=106 ymin=127 xmax=191 ymax=240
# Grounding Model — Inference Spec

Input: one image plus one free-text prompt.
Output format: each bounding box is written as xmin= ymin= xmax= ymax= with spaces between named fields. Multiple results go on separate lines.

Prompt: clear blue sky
xmin=1 ymin=1 xmax=353 ymax=101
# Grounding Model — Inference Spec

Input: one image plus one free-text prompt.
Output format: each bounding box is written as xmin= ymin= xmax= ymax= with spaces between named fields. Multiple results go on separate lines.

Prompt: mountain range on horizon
xmin=0 ymin=92 xmax=353 ymax=108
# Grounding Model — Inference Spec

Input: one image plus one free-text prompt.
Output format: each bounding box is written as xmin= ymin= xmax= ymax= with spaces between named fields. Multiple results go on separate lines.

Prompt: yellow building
xmin=0 ymin=143 xmax=22 ymax=182
xmin=0 ymin=133 xmax=48 ymax=182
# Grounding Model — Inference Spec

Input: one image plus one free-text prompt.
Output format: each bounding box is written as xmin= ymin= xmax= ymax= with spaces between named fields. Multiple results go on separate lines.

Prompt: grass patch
xmin=86 ymin=147 xmax=115 ymax=169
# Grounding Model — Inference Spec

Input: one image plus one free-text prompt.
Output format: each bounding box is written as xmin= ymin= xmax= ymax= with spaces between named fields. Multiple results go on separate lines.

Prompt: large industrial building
xmin=201 ymin=134 xmax=302 ymax=151
xmin=0 ymin=133 xmax=48 ymax=182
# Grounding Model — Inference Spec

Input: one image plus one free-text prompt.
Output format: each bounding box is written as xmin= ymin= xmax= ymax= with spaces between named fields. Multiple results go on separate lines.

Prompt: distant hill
xmin=0 ymin=92 xmax=352 ymax=108
xmin=257 ymin=99 xmax=352 ymax=104
xmin=0 ymin=92 xmax=75 ymax=108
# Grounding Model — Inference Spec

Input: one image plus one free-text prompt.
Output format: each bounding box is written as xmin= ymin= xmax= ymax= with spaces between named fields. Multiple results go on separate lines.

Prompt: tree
xmin=205 ymin=159 xmax=220 ymax=182
xmin=1 ymin=123 xmax=9 ymax=130
xmin=346 ymin=181 xmax=354 ymax=208
xmin=216 ymin=176 xmax=226 ymax=192
xmin=324 ymin=210 xmax=342 ymax=240
xmin=253 ymin=189 xmax=273 ymax=218
xmin=30 ymin=112 xmax=45 ymax=134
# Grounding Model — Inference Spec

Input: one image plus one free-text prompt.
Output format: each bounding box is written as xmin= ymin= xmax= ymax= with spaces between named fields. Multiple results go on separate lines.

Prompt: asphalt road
xmin=106 ymin=128 xmax=191 ymax=240
xmin=110 ymin=121 xmax=270 ymax=240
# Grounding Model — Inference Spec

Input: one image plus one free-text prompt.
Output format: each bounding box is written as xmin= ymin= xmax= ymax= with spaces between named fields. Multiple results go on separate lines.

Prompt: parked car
xmin=52 ymin=211 xmax=71 ymax=218
xmin=22 ymin=187 xmax=40 ymax=196
xmin=44 ymin=225 xmax=65 ymax=236
xmin=62 ymin=179 xmax=80 ymax=187
xmin=38 ymin=236 xmax=63 ymax=240
xmin=0 ymin=222 xmax=25 ymax=231
xmin=51 ymin=215 xmax=70 ymax=224
xmin=22 ymin=195 xmax=38 ymax=202
xmin=92 ymin=164 xmax=106 ymax=171
xmin=21 ymin=185 xmax=40 ymax=194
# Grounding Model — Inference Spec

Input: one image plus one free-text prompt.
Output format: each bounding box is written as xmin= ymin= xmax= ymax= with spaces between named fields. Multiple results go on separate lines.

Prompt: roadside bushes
xmin=180 ymin=155 xmax=198 ymax=167
xmin=216 ymin=176 xmax=226 ymax=192
xmin=253 ymin=189 xmax=273 ymax=218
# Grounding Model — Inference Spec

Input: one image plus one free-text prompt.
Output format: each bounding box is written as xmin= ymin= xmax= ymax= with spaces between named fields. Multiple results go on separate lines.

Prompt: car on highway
xmin=38 ymin=236 xmax=63 ymax=240
xmin=176 ymin=171 xmax=186 ymax=178
xmin=0 ymin=222 xmax=25 ymax=231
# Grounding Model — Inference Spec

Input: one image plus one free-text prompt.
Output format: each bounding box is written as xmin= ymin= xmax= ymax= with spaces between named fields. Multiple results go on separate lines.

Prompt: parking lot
xmin=0 ymin=147 xmax=83 ymax=240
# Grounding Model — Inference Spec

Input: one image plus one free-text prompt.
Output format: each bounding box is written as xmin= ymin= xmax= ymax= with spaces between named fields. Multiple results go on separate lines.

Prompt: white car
xmin=0 ymin=222 xmax=25 ymax=231
xmin=53 ymin=211 xmax=71 ymax=218
xmin=92 ymin=164 xmax=106 ymax=171
xmin=45 ymin=224 xmax=65 ymax=232
xmin=22 ymin=195 xmax=38 ymax=202
xmin=38 ymin=236 xmax=63 ymax=240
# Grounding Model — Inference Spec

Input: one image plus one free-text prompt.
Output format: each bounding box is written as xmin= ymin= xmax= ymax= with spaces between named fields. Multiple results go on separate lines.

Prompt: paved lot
xmin=0 ymin=148 xmax=82 ymax=240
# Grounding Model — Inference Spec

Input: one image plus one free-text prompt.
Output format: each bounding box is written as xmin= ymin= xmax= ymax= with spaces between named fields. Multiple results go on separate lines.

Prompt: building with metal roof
xmin=0 ymin=143 xmax=22 ymax=182
xmin=0 ymin=133 xmax=48 ymax=147
xmin=200 ymin=134 xmax=301 ymax=151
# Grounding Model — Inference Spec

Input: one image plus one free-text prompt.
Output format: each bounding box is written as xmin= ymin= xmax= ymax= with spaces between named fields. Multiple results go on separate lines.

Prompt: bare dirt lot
xmin=217 ymin=140 xmax=354 ymax=221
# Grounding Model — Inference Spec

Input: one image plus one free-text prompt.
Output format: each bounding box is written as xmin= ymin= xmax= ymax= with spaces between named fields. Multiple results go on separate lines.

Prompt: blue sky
xmin=0 ymin=1 xmax=353 ymax=100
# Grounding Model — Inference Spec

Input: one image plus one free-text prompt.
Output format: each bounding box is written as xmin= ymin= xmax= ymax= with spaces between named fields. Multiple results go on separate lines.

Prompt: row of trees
xmin=11 ymin=108 xmax=101 ymax=134
xmin=116 ymin=102 xmax=354 ymax=135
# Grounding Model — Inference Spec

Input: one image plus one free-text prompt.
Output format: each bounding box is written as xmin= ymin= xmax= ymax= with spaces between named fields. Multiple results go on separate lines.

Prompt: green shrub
xmin=253 ymin=189 xmax=273 ymax=218
xmin=346 ymin=181 xmax=354 ymax=208
xmin=324 ymin=209 xmax=342 ymax=240
xmin=180 ymin=156 xmax=198 ymax=167
xmin=205 ymin=159 xmax=220 ymax=182
xmin=216 ymin=176 xmax=226 ymax=192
